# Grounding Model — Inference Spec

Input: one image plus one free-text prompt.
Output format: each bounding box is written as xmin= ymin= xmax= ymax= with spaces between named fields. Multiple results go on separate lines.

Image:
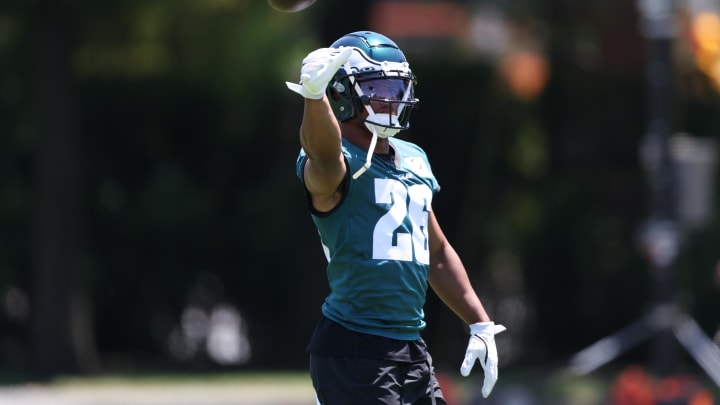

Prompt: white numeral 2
xmin=372 ymin=179 xmax=432 ymax=264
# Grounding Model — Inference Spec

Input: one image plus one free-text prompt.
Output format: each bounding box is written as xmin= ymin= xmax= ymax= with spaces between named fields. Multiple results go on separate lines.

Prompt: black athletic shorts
xmin=307 ymin=316 xmax=446 ymax=405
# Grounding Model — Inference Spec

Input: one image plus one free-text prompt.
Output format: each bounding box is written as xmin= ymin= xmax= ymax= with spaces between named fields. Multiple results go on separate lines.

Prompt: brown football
xmin=268 ymin=0 xmax=317 ymax=13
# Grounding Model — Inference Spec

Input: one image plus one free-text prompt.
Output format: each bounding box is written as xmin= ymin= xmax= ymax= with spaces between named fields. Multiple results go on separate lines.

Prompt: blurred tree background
xmin=1 ymin=0 xmax=719 ymax=382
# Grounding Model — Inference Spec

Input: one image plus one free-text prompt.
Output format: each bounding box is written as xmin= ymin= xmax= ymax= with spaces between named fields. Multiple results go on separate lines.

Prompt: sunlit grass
xmin=52 ymin=371 xmax=312 ymax=387
xmin=2 ymin=371 xmax=318 ymax=405
xmin=1 ymin=368 xmax=717 ymax=405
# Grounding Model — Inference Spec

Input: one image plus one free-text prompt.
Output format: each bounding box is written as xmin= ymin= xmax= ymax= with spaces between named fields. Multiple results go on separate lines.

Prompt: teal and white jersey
xmin=296 ymin=138 xmax=440 ymax=341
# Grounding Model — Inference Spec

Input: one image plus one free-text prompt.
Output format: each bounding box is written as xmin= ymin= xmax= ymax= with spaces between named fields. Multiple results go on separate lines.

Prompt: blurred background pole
xmin=32 ymin=0 xmax=98 ymax=377
xmin=636 ymin=0 xmax=678 ymax=381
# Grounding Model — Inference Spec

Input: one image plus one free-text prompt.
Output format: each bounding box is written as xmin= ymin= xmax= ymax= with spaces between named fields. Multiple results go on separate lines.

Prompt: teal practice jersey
xmin=297 ymin=138 xmax=440 ymax=341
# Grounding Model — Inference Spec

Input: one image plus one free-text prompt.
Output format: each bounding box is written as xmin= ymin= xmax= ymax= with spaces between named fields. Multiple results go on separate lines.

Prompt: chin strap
xmin=351 ymin=129 xmax=378 ymax=179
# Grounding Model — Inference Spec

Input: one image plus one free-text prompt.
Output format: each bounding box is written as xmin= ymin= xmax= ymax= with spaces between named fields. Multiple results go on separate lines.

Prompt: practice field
xmin=0 ymin=369 xmax=617 ymax=405
xmin=0 ymin=368 xmax=716 ymax=405
xmin=0 ymin=372 xmax=317 ymax=405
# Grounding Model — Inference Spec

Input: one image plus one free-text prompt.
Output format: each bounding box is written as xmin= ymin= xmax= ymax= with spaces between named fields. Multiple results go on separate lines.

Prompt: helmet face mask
xmin=355 ymin=76 xmax=415 ymax=138
xmin=326 ymin=31 xmax=419 ymax=138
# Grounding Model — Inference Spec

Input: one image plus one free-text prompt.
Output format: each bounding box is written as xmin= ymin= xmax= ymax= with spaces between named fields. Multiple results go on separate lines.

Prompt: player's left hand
xmin=460 ymin=321 xmax=507 ymax=398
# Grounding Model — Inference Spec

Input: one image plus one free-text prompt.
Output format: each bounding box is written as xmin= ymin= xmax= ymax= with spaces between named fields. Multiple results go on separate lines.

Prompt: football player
xmin=287 ymin=31 xmax=506 ymax=405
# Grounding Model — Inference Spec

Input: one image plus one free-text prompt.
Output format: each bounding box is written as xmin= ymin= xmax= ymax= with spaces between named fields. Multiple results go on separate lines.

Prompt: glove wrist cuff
xmin=469 ymin=322 xmax=495 ymax=335
xmin=470 ymin=322 xmax=507 ymax=336
xmin=285 ymin=82 xmax=325 ymax=99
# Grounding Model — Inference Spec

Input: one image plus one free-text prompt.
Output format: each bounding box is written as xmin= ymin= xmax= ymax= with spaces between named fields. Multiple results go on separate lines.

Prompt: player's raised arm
xmin=298 ymin=97 xmax=345 ymax=200
xmin=287 ymin=48 xmax=352 ymax=201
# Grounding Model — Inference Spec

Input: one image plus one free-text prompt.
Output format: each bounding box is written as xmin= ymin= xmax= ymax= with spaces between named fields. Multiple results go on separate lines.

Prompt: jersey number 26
xmin=372 ymin=178 xmax=432 ymax=265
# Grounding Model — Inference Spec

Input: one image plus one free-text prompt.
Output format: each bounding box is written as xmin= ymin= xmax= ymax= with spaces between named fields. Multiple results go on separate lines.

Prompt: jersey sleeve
xmin=296 ymin=147 xmax=354 ymax=184
xmin=396 ymin=141 xmax=441 ymax=194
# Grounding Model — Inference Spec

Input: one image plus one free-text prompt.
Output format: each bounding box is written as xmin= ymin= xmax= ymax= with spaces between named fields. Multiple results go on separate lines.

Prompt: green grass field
xmin=0 ymin=372 xmax=317 ymax=405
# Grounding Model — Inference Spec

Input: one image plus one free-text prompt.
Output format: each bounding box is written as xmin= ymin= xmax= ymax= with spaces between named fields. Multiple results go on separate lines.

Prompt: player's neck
xmin=342 ymin=124 xmax=390 ymax=154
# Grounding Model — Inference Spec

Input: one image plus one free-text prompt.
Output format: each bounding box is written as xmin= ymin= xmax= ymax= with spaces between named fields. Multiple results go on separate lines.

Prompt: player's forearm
xmin=429 ymin=243 xmax=491 ymax=324
xmin=300 ymin=97 xmax=342 ymax=162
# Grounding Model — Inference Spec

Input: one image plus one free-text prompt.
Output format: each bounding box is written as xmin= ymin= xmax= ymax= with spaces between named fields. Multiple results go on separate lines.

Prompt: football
xmin=268 ymin=0 xmax=317 ymax=13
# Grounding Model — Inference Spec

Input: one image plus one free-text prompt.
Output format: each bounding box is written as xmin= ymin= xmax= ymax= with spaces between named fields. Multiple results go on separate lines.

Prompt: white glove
xmin=286 ymin=47 xmax=353 ymax=99
xmin=460 ymin=321 xmax=507 ymax=398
